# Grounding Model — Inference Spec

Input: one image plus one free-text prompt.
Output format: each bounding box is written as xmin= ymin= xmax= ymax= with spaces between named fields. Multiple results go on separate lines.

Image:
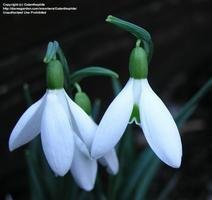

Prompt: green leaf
xmin=134 ymin=158 xmax=161 ymax=200
xmin=122 ymin=148 xmax=155 ymax=200
xmin=69 ymin=66 xmax=119 ymax=84
xmin=176 ymin=105 xmax=197 ymax=129
xmin=157 ymin=174 xmax=179 ymax=200
xmin=25 ymin=150 xmax=46 ymax=200
xmin=108 ymin=126 xmax=135 ymax=200
xmin=175 ymin=77 xmax=212 ymax=128
xmin=94 ymin=175 xmax=106 ymax=200
xmin=106 ymin=15 xmax=153 ymax=63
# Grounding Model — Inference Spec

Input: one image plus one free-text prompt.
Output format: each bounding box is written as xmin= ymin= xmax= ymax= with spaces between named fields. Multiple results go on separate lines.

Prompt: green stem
xmin=74 ymin=82 xmax=82 ymax=93
xmin=176 ymin=77 xmax=212 ymax=127
xmin=106 ymin=15 xmax=153 ymax=63
xmin=69 ymin=66 xmax=119 ymax=84
xmin=56 ymin=45 xmax=72 ymax=89
xmin=136 ymin=39 xmax=141 ymax=47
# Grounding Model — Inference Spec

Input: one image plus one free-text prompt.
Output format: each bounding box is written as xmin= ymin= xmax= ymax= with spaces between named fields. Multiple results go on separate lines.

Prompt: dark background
xmin=0 ymin=0 xmax=212 ymax=199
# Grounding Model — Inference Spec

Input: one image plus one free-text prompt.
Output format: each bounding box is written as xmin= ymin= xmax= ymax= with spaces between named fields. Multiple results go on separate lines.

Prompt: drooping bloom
xmin=64 ymin=90 xmax=119 ymax=190
xmin=73 ymin=90 xmax=119 ymax=176
xmin=9 ymin=59 xmax=118 ymax=191
xmin=91 ymin=44 xmax=182 ymax=168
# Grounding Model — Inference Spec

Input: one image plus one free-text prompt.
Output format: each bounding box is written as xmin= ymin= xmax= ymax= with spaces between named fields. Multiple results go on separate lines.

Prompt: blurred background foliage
xmin=0 ymin=0 xmax=212 ymax=199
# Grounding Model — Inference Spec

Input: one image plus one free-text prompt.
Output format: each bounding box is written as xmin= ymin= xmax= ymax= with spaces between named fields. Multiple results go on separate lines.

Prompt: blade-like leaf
xmin=175 ymin=77 xmax=212 ymax=127
xmin=25 ymin=150 xmax=46 ymax=200
xmin=134 ymin=158 xmax=161 ymax=200
xmin=157 ymin=174 xmax=180 ymax=200
xmin=110 ymin=127 xmax=134 ymax=199
xmin=122 ymin=148 xmax=155 ymax=200
xmin=176 ymin=105 xmax=197 ymax=129
xmin=69 ymin=66 xmax=119 ymax=84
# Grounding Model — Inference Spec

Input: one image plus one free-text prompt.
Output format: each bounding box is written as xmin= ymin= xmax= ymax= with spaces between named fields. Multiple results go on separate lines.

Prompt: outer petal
xmin=65 ymin=92 xmax=96 ymax=148
xmin=74 ymin=134 xmax=90 ymax=158
xmin=91 ymin=79 xmax=134 ymax=159
xmin=99 ymin=149 xmax=119 ymax=175
xmin=139 ymin=79 xmax=182 ymax=168
xmin=71 ymin=145 xmax=97 ymax=191
xmin=9 ymin=95 xmax=45 ymax=151
xmin=41 ymin=90 xmax=74 ymax=176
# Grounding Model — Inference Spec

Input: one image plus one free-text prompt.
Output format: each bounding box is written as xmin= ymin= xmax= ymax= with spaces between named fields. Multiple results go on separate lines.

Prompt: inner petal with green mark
xmin=129 ymin=104 xmax=140 ymax=125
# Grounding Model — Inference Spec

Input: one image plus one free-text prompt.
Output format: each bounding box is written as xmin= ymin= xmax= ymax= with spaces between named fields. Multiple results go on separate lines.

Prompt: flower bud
xmin=129 ymin=46 xmax=148 ymax=79
xmin=74 ymin=92 xmax=92 ymax=115
xmin=47 ymin=59 xmax=64 ymax=89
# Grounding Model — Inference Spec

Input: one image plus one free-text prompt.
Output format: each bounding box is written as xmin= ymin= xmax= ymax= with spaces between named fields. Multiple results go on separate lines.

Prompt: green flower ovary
xmin=46 ymin=59 xmax=64 ymax=89
xmin=129 ymin=46 xmax=148 ymax=79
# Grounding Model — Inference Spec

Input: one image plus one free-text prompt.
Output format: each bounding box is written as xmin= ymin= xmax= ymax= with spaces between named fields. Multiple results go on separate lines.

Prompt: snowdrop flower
xmin=91 ymin=42 xmax=182 ymax=168
xmin=9 ymin=59 xmax=118 ymax=191
xmin=9 ymin=60 xmax=75 ymax=176
xmin=73 ymin=90 xmax=119 ymax=176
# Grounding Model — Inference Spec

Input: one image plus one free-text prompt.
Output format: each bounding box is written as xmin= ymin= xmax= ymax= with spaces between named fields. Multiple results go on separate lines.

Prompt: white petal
xmin=71 ymin=145 xmax=97 ymax=191
xmin=53 ymin=89 xmax=72 ymax=120
xmin=139 ymin=79 xmax=182 ymax=168
xmin=91 ymin=79 xmax=134 ymax=159
xmin=65 ymin=93 xmax=96 ymax=148
xmin=41 ymin=90 xmax=74 ymax=176
xmin=74 ymin=134 xmax=90 ymax=158
xmin=132 ymin=79 xmax=142 ymax=104
xmin=9 ymin=94 xmax=45 ymax=151
xmin=99 ymin=149 xmax=119 ymax=175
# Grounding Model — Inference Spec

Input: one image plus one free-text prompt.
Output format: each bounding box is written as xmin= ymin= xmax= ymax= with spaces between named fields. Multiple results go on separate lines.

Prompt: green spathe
xmin=74 ymin=92 xmax=92 ymax=115
xmin=47 ymin=59 xmax=64 ymax=89
xmin=129 ymin=46 xmax=148 ymax=79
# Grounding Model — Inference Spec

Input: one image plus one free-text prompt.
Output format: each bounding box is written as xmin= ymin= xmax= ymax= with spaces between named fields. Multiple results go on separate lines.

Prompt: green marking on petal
xmin=129 ymin=104 xmax=140 ymax=125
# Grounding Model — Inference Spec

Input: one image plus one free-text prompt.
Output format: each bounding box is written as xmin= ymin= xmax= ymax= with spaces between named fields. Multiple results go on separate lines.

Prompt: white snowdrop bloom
xmin=9 ymin=60 xmax=75 ymax=176
xmin=72 ymin=91 xmax=119 ymax=175
xmin=91 ymin=44 xmax=182 ymax=168
xmin=9 ymin=59 xmax=118 ymax=191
